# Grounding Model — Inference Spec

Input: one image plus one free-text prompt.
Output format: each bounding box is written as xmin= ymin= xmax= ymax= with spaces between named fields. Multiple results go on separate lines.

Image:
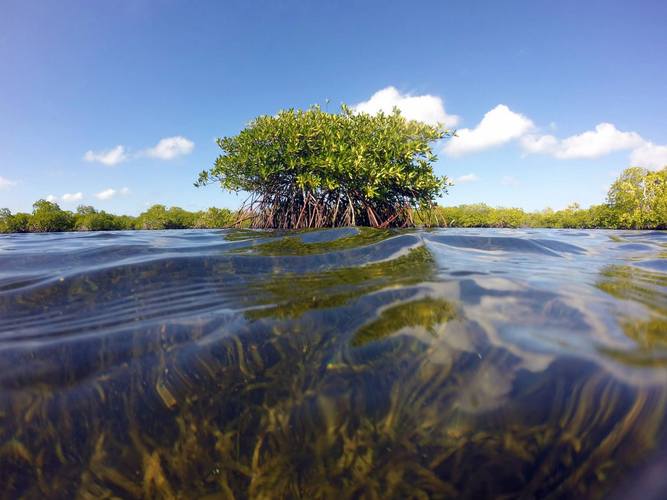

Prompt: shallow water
xmin=0 ymin=227 xmax=666 ymax=498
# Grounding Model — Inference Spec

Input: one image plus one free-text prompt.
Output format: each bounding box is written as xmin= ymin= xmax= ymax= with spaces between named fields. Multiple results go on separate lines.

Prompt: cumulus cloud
xmin=0 ymin=176 xmax=17 ymax=189
xmin=62 ymin=192 xmax=83 ymax=202
xmin=557 ymin=123 xmax=644 ymax=159
xmin=353 ymin=86 xmax=459 ymax=126
xmin=629 ymin=142 xmax=667 ymax=170
xmin=522 ymin=123 xmax=644 ymax=159
xmin=521 ymin=123 xmax=667 ymax=169
xmin=456 ymin=173 xmax=479 ymax=183
xmin=441 ymin=102 xmax=664 ymax=167
xmin=95 ymin=186 xmax=130 ymax=200
xmin=520 ymin=134 xmax=559 ymax=155
xmin=444 ymin=105 xmax=533 ymax=156
xmin=46 ymin=195 xmax=57 ymax=202
xmin=83 ymin=145 xmax=128 ymax=166
xmin=144 ymin=136 xmax=194 ymax=160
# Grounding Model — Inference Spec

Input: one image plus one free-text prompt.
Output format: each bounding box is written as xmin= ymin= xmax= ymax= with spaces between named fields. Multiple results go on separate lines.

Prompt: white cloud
xmin=0 ymin=176 xmax=17 ymax=189
xmin=456 ymin=173 xmax=479 ymax=183
xmin=96 ymin=188 xmax=116 ymax=200
xmin=444 ymin=105 xmax=533 ymax=156
xmin=353 ymin=86 xmax=459 ymax=126
xmin=83 ymin=145 xmax=128 ymax=166
xmin=62 ymin=192 xmax=83 ymax=202
xmin=520 ymin=134 xmax=559 ymax=155
xmin=521 ymin=122 xmax=666 ymax=168
xmin=46 ymin=194 xmax=57 ymax=202
xmin=521 ymin=123 xmax=644 ymax=159
xmin=95 ymin=186 xmax=130 ymax=200
xmin=630 ymin=142 xmax=667 ymax=170
xmin=145 ymin=136 xmax=194 ymax=160
xmin=554 ymin=123 xmax=643 ymax=159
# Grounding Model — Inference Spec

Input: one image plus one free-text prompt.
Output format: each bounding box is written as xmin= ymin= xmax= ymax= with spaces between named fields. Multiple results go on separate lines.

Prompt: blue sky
xmin=1 ymin=0 xmax=666 ymax=214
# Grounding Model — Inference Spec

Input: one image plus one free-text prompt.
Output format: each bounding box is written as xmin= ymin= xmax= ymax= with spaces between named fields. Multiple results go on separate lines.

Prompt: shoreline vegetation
xmin=1 ymin=196 xmax=665 ymax=234
xmin=2 ymin=164 xmax=666 ymax=233
xmin=1 ymin=166 xmax=666 ymax=233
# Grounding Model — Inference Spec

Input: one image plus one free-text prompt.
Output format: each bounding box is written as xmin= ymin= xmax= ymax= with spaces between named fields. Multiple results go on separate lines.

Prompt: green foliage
xmin=135 ymin=204 xmax=169 ymax=230
xmin=74 ymin=205 xmax=134 ymax=231
xmin=431 ymin=203 xmax=527 ymax=228
xmin=431 ymin=167 xmax=667 ymax=229
xmin=0 ymin=203 xmax=232 ymax=233
xmin=135 ymin=205 xmax=197 ymax=230
xmin=28 ymin=200 xmax=75 ymax=232
xmin=432 ymin=203 xmax=619 ymax=229
xmin=193 ymin=207 xmax=234 ymax=228
xmin=606 ymin=167 xmax=667 ymax=229
xmin=1 ymin=167 xmax=664 ymax=234
xmin=0 ymin=208 xmax=11 ymax=233
xmin=197 ymin=105 xmax=453 ymax=228
xmin=1 ymin=209 xmax=30 ymax=233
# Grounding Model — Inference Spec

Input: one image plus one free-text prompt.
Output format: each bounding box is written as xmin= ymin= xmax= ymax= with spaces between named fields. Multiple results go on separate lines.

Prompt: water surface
xmin=1 ymin=228 xmax=666 ymax=498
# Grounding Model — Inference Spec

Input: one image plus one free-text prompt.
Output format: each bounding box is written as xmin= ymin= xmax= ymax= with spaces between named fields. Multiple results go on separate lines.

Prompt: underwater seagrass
xmin=0 ymin=228 xmax=666 ymax=498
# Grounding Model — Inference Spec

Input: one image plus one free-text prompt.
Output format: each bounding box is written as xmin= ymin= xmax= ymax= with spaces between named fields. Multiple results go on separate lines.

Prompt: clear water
xmin=0 ymin=228 xmax=666 ymax=498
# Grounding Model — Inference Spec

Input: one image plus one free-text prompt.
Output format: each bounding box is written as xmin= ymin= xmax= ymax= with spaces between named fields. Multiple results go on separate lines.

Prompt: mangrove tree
xmin=196 ymin=105 xmax=454 ymax=228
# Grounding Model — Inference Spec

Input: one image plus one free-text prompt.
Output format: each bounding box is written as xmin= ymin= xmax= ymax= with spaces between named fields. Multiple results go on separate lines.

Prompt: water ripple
xmin=0 ymin=227 xmax=666 ymax=498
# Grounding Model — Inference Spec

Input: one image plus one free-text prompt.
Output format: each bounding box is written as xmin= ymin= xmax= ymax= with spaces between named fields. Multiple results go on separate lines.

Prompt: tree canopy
xmin=196 ymin=105 xmax=454 ymax=228
xmin=432 ymin=167 xmax=667 ymax=229
xmin=0 ymin=203 xmax=234 ymax=233
xmin=29 ymin=200 xmax=75 ymax=232
xmin=606 ymin=167 xmax=667 ymax=229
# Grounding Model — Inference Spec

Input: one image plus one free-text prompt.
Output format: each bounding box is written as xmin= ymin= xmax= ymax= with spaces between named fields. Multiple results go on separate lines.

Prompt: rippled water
xmin=1 ymin=228 xmax=666 ymax=498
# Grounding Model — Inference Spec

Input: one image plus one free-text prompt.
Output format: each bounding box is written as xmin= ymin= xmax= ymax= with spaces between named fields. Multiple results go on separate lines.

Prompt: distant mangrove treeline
xmin=427 ymin=202 xmax=665 ymax=229
xmin=1 ymin=199 xmax=664 ymax=233
xmin=428 ymin=166 xmax=666 ymax=230
xmin=2 ymin=166 xmax=665 ymax=233
xmin=0 ymin=202 xmax=235 ymax=233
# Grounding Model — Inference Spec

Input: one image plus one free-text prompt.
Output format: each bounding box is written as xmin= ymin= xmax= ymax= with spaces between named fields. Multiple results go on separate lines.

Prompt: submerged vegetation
xmin=1 ymin=228 xmax=666 ymax=497
xmin=196 ymin=105 xmax=454 ymax=229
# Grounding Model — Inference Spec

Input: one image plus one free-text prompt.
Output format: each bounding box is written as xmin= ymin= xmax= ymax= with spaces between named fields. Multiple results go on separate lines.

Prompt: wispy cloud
xmin=62 ymin=192 xmax=83 ymax=202
xmin=444 ymin=105 xmax=533 ymax=156
xmin=144 ymin=136 xmax=194 ymax=160
xmin=353 ymin=86 xmax=459 ymax=127
xmin=95 ymin=186 xmax=130 ymax=200
xmin=0 ymin=176 xmax=17 ymax=189
xmin=456 ymin=173 xmax=479 ymax=183
xmin=83 ymin=145 xmax=128 ymax=166
xmin=84 ymin=136 xmax=194 ymax=166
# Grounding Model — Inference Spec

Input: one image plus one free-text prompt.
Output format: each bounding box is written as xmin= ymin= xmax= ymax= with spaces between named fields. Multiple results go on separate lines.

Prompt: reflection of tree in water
xmin=1 ymin=235 xmax=667 ymax=497
xmin=350 ymin=297 xmax=456 ymax=346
